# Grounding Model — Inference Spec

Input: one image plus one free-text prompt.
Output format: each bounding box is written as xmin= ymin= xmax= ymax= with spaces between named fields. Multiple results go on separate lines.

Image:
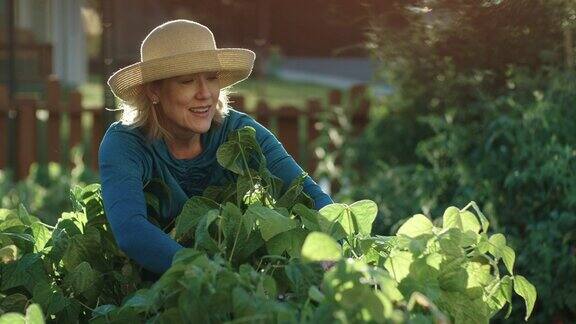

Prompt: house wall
xmin=106 ymin=0 xmax=368 ymax=71
xmin=2 ymin=0 xmax=87 ymax=87
xmin=51 ymin=0 xmax=87 ymax=86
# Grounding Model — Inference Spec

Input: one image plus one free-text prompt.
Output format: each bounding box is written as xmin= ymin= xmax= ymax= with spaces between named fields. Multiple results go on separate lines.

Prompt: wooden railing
xmin=0 ymin=76 xmax=370 ymax=181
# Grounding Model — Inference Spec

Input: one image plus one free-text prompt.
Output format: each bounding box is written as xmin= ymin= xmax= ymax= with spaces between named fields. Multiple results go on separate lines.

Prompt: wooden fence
xmin=0 ymin=76 xmax=370 ymax=181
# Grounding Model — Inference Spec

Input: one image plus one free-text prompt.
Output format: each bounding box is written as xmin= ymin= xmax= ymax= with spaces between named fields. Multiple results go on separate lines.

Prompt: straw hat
xmin=107 ymin=19 xmax=255 ymax=102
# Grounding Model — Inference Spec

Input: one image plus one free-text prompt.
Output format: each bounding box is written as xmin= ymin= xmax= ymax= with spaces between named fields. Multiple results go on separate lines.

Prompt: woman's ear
xmin=145 ymin=81 xmax=161 ymax=103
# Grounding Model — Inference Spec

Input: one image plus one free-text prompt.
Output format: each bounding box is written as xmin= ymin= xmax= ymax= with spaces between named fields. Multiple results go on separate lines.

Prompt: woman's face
xmin=150 ymin=72 xmax=220 ymax=139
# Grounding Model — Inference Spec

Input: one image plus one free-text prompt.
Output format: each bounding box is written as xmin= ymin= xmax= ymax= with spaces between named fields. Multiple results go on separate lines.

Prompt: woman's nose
xmin=195 ymin=76 xmax=211 ymax=99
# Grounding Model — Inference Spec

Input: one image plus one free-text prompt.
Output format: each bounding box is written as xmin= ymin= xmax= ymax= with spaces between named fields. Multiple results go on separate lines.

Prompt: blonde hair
xmin=118 ymin=83 xmax=231 ymax=142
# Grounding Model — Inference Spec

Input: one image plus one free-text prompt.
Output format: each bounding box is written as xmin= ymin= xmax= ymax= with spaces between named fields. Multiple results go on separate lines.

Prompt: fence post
xmin=255 ymin=100 xmax=272 ymax=130
xmin=327 ymin=90 xmax=342 ymax=195
xmin=328 ymin=89 xmax=342 ymax=107
xmin=349 ymin=84 xmax=370 ymax=136
xmin=46 ymin=76 xmax=62 ymax=164
xmin=91 ymin=110 xmax=105 ymax=171
xmin=276 ymin=106 xmax=300 ymax=162
xmin=68 ymin=90 xmax=83 ymax=168
xmin=229 ymin=94 xmax=245 ymax=112
xmin=306 ymin=98 xmax=322 ymax=175
xmin=16 ymin=98 xmax=37 ymax=180
xmin=0 ymin=86 xmax=9 ymax=170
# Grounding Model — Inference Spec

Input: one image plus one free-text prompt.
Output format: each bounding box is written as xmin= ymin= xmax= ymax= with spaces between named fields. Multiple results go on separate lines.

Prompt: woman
xmin=99 ymin=20 xmax=333 ymax=274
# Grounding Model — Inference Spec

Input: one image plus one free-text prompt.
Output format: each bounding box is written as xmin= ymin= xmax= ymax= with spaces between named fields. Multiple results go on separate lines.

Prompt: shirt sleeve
xmin=237 ymin=115 xmax=334 ymax=210
xmin=98 ymin=129 xmax=183 ymax=274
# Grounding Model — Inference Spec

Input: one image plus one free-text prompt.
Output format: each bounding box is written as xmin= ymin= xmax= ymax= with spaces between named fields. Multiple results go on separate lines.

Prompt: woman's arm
xmin=238 ymin=115 xmax=334 ymax=210
xmin=99 ymin=129 xmax=183 ymax=274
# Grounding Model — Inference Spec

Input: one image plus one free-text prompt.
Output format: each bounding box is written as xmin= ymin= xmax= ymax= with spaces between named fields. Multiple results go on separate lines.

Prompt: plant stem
xmin=239 ymin=144 xmax=256 ymax=188
xmin=228 ymin=215 xmax=244 ymax=263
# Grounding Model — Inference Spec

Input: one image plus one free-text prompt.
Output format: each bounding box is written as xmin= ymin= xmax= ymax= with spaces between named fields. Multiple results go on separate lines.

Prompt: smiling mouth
xmin=188 ymin=105 xmax=211 ymax=113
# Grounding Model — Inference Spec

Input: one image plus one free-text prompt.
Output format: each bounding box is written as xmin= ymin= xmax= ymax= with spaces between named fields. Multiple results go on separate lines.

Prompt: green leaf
xmin=0 ymin=211 xmax=25 ymax=232
xmin=32 ymin=282 xmax=68 ymax=316
xmin=63 ymin=262 xmax=99 ymax=295
xmin=0 ymin=232 xmax=35 ymax=245
xmin=46 ymin=226 xmax=69 ymax=264
xmin=194 ymin=210 xmax=220 ymax=253
xmin=501 ymin=246 xmax=516 ymax=275
xmin=216 ymin=127 xmax=263 ymax=175
xmin=246 ymin=205 xmax=299 ymax=241
xmin=437 ymin=228 xmax=464 ymax=257
xmin=488 ymin=234 xmax=506 ymax=258
xmin=143 ymin=178 xmax=173 ymax=219
xmin=356 ymin=237 xmax=382 ymax=264
xmin=70 ymin=185 xmax=84 ymax=212
xmin=1 ymin=254 xmax=48 ymax=291
xmin=91 ymin=304 xmax=117 ymax=318
xmin=285 ymin=259 xmax=324 ymax=300
xmin=464 ymin=261 xmax=493 ymax=299
xmin=396 ymin=214 xmax=434 ymax=238
xmin=308 ymin=286 xmax=325 ymax=302
xmin=443 ymin=208 xmax=481 ymax=234
xmin=175 ymin=196 xmax=220 ymax=242
xmin=91 ymin=306 xmax=141 ymax=323
xmin=501 ymin=276 xmax=514 ymax=318
xmin=17 ymin=204 xmax=32 ymax=227
xmin=25 ymin=304 xmax=45 ymax=324
xmin=475 ymin=207 xmax=490 ymax=233
xmin=232 ymin=233 xmax=265 ymax=264
xmin=0 ymin=293 xmax=28 ymax=313
xmin=292 ymin=204 xmax=321 ymax=231
xmin=261 ymin=274 xmax=277 ymax=299
xmin=171 ymin=248 xmax=206 ymax=266
xmin=408 ymin=234 xmax=434 ymax=256
xmin=442 ymin=207 xmax=459 ymax=229
xmin=220 ymin=203 xmax=263 ymax=263
xmin=438 ymin=257 xmax=468 ymax=293
xmin=144 ymin=192 xmax=160 ymax=219
xmin=30 ymin=223 xmax=50 ymax=252
xmin=398 ymin=257 xmax=441 ymax=301
xmin=301 ymin=232 xmax=342 ymax=262
xmin=221 ymin=202 xmax=249 ymax=240
xmin=485 ymin=276 xmax=513 ymax=317
xmin=476 ymin=234 xmax=490 ymax=254
xmin=436 ymin=291 xmax=490 ymax=324
xmin=384 ymin=250 xmax=414 ymax=282
xmin=513 ymin=275 xmax=537 ymax=321
xmin=332 ymin=205 xmax=365 ymax=238
xmin=60 ymin=212 xmax=88 ymax=233
xmin=317 ymin=203 xmax=347 ymax=240
xmin=266 ymin=228 xmax=308 ymax=257
xmin=122 ymin=289 xmax=157 ymax=311
xmin=61 ymin=229 xmax=101 ymax=271
xmin=276 ymin=173 xmax=307 ymax=208
xmin=489 ymin=234 xmax=515 ymax=274
xmin=349 ymin=200 xmax=378 ymax=235
xmin=55 ymin=218 xmax=82 ymax=237
xmin=0 ymin=313 xmax=25 ymax=324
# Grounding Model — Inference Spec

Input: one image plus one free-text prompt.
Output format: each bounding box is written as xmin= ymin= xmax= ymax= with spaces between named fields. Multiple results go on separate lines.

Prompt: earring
xmin=152 ymin=99 xmax=159 ymax=105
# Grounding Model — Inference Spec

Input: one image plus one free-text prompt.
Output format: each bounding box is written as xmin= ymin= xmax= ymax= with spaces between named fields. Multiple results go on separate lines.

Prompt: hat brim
xmin=107 ymin=48 xmax=255 ymax=103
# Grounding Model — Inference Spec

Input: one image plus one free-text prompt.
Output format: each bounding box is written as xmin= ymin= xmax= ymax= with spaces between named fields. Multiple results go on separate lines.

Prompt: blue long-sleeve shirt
xmin=98 ymin=108 xmax=333 ymax=274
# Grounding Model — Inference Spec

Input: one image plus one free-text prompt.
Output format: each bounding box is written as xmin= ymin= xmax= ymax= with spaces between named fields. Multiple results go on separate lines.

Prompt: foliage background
xmin=320 ymin=0 xmax=576 ymax=322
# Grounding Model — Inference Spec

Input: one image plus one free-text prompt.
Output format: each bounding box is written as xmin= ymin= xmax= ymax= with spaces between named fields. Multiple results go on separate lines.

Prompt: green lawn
xmin=78 ymin=81 xmax=105 ymax=109
xmin=229 ymin=77 xmax=332 ymax=110
xmin=79 ymin=76 xmax=333 ymax=110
